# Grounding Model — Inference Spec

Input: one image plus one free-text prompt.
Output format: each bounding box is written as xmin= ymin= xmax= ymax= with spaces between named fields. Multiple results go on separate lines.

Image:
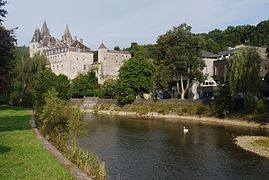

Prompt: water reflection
xmin=79 ymin=113 xmax=269 ymax=180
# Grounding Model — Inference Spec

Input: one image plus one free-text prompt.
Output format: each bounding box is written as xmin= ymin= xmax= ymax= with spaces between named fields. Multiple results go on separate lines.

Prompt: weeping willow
xmin=224 ymin=47 xmax=261 ymax=103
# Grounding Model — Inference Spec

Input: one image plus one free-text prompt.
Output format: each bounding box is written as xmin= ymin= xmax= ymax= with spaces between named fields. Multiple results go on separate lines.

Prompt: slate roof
xmin=98 ymin=42 xmax=108 ymax=49
xmin=40 ymin=20 xmax=50 ymax=38
xmin=201 ymin=50 xmax=218 ymax=58
xmin=218 ymin=49 xmax=237 ymax=56
xmin=31 ymin=28 xmax=41 ymax=42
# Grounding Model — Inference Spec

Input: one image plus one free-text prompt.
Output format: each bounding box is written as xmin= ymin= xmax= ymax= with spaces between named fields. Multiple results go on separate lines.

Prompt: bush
xmin=38 ymin=88 xmax=107 ymax=179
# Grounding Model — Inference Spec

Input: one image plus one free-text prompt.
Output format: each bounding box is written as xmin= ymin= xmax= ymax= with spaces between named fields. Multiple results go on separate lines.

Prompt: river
xmin=79 ymin=113 xmax=269 ymax=180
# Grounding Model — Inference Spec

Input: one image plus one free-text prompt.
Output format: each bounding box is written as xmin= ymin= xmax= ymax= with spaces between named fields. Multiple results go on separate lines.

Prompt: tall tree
xmin=70 ymin=71 xmax=98 ymax=98
xmin=10 ymin=52 xmax=49 ymax=107
xmin=117 ymin=57 xmax=157 ymax=104
xmin=0 ymin=0 xmax=16 ymax=103
xmin=156 ymin=24 xmax=205 ymax=99
xmin=225 ymin=47 xmax=261 ymax=107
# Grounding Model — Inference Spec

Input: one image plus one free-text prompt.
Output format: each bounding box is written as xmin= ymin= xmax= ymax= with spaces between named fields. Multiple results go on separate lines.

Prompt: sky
xmin=3 ymin=0 xmax=269 ymax=50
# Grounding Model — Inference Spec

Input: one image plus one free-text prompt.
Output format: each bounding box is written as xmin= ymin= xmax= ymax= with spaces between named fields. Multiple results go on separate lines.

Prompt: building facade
xmin=97 ymin=43 xmax=131 ymax=84
xmin=29 ymin=21 xmax=131 ymax=82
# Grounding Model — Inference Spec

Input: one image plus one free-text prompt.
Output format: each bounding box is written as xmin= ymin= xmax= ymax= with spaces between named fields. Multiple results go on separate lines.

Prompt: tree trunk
xmin=179 ymin=75 xmax=190 ymax=99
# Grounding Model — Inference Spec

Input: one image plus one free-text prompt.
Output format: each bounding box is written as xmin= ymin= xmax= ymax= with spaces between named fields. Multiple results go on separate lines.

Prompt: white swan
xmin=183 ymin=126 xmax=189 ymax=133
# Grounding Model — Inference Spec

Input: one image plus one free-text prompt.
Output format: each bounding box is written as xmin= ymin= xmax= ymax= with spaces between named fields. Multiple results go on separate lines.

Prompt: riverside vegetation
xmin=0 ymin=106 xmax=73 ymax=179
xmin=36 ymin=88 xmax=106 ymax=180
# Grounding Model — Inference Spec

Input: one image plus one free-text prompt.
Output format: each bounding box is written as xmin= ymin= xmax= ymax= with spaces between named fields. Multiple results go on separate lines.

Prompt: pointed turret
xmin=62 ymin=25 xmax=73 ymax=44
xmin=40 ymin=20 xmax=50 ymax=38
xmin=31 ymin=28 xmax=41 ymax=42
xmin=98 ymin=42 xmax=108 ymax=49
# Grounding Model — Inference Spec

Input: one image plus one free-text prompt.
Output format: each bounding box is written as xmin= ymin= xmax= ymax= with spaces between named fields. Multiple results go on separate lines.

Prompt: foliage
xmin=70 ymin=71 xmax=99 ymax=98
xmin=100 ymin=79 xmax=119 ymax=98
xmin=0 ymin=1 xmax=16 ymax=104
xmin=38 ymin=88 xmax=106 ymax=179
xmin=39 ymin=88 xmax=68 ymax=137
xmin=126 ymin=42 xmax=156 ymax=59
xmin=117 ymin=56 xmax=158 ymax=105
xmin=55 ymin=74 xmax=71 ymax=100
xmin=0 ymin=107 xmax=72 ymax=179
xmin=10 ymin=51 xmax=49 ymax=107
xmin=224 ymin=47 xmax=261 ymax=110
xmin=156 ymin=23 xmax=205 ymax=98
xmin=197 ymin=20 xmax=269 ymax=53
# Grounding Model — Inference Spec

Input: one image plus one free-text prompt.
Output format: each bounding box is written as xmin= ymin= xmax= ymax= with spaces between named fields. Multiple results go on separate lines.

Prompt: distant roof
xmin=218 ymin=49 xmax=237 ymax=56
xmin=40 ymin=20 xmax=50 ymax=38
xmin=31 ymin=28 xmax=41 ymax=43
xmin=201 ymin=50 xmax=218 ymax=58
xmin=98 ymin=42 xmax=108 ymax=49
xmin=108 ymin=50 xmax=130 ymax=54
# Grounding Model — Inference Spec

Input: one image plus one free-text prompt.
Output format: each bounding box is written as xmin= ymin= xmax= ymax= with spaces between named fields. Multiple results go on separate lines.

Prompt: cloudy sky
xmin=4 ymin=0 xmax=269 ymax=50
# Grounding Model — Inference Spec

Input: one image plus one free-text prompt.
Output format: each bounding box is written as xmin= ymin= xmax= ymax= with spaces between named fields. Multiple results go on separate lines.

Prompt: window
xmin=77 ymin=58 xmax=79 ymax=61
xmin=83 ymin=65 xmax=87 ymax=70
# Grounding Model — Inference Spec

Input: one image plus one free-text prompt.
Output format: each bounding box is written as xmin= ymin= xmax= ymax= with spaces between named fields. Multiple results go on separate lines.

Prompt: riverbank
xmin=29 ymin=114 xmax=91 ymax=180
xmin=234 ymin=136 xmax=269 ymax=158
xmin=85 ymin=109 xmax=269 ymax=130
xmin=0 ymin=106 xmax=73 ymax=179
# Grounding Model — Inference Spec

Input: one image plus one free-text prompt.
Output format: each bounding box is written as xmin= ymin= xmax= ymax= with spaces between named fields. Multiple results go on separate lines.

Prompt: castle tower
xmin=98 ymin=42 xmax=108 ymax=63
xmin=29 ymin=28 xmax=41 ymax=57
xmin=62 ymin=25 xmax=73 ymax=44
xmin=40 ymin=20 xmax=50 ymax=39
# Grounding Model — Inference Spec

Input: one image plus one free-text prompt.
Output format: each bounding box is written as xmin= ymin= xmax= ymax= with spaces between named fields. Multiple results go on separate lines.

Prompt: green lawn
xmin=0 ymin=106 xmax=73 ymax=180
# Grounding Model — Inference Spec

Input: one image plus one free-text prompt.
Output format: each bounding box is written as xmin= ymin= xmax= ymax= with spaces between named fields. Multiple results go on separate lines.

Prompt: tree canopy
xmin=70 ymin=71 xmax=99 ymax=98
xmin=0 ymin=0 xmax=16 ymax=103
xmin=117 ymin=56 xmax=157 ymax=104
xmin=224 ymin=47 xmax=262 ymax=108
xmin=156 ymin=23 xmax=205 ymax=98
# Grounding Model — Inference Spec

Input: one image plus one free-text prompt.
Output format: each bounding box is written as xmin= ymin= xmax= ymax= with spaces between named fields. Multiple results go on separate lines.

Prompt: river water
xmin=79 ymin=113 xmax=269 ymax=180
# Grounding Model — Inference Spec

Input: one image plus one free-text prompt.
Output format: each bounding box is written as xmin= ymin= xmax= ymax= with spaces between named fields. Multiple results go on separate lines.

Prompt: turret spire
xmin=40 ymin=20 xmax=50 ymax=38
xmin=98 ymin=42 xmax=108 ymax=49
xmin=31 ymin=28 xmax=41 ymax=42
xmin=62 ymin=25 xmax=73 ymax=44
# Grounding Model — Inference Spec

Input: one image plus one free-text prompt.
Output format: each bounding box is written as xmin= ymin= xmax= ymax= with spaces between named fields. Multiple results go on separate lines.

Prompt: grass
xmin=253 ymin=138 xmax=269 ymax=149
xmin=0 ymin=106 xmax=73 ymax=180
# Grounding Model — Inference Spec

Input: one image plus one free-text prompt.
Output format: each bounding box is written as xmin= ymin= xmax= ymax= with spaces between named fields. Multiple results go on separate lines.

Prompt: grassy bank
xmin=0 ymin=106 xmax=73 ymax=179
xmin=92 ymin=100 xmax=269 ymax=123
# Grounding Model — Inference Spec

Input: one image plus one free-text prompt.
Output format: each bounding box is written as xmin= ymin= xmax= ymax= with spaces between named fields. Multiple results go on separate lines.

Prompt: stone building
xmin=29 ymin=21 xmax=131 ymax=82
xmin=97 ymin=43 xmax=131 ymax=84
xmin=29 ymin=21 xmax=94 ymax=79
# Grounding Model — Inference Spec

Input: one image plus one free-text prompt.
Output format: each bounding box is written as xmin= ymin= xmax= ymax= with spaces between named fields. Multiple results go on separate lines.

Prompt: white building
xmin=29 ymin=21 xmax=131 ymax=82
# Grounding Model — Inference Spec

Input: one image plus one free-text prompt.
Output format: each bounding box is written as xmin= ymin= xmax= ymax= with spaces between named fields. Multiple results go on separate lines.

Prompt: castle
xmin=29 ymin=21 xmax=131 ymax=83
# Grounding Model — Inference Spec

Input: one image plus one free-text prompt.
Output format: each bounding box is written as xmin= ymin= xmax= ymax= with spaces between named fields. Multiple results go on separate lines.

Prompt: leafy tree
xmin=55 ymin=74 xmax=71 ymax=100
xmin=0 ymin=0 xmax=16 ymax=103
xmin=117 ymin=57 xmax=157 ymax=104
xmin=40 ymin=88 xmax=67 ymax=136
xmin=225 ymin=47 xmax=261 ymax=109
xmin=40 ymin=88 xmax=86 ymax=145
xmin=10 ymin=51 xmax=48 ymax=106
xmin=156 ymin=24 xmax=205 ymax=99
xmin=70 ymin=71 xmax=98 ymax=98
xmin=126 ymin=42 xmax=156 ymax=59
xmin=114 ymin=46 xmax=120 ymax=51
xmin=100 ymin=79 xmax=118 ymax=98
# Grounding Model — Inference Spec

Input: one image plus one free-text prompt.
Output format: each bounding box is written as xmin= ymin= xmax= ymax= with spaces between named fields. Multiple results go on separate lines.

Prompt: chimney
xmin=80 ymin=38 xmax=83 ymax=44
